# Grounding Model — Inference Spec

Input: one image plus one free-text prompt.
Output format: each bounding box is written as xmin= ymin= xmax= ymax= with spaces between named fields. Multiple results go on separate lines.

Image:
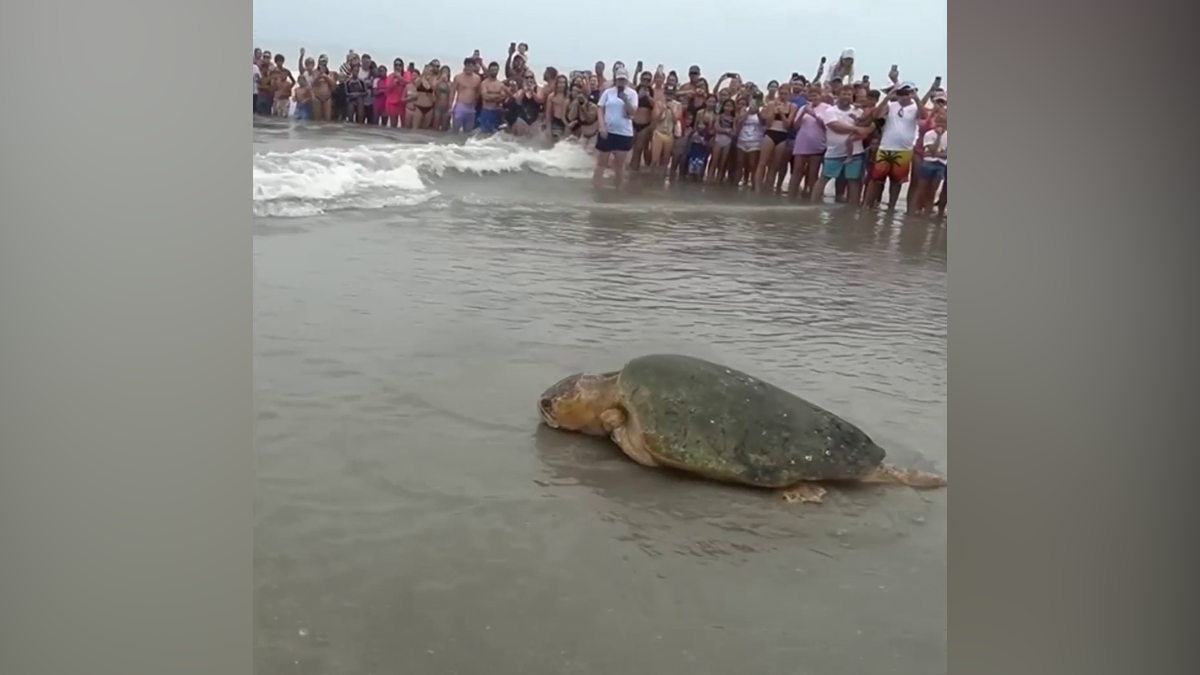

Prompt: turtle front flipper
xmin=602 ymin=407 xmax=660 ymax=468
xmin=781 ymin=483 xmax=828 ymax=504
xmin=858 ymin=463 xmax=947 ymax=489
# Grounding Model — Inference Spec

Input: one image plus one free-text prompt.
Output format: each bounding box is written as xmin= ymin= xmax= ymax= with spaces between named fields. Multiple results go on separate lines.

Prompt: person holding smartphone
xmin=592 ymin=67 xmax=638 ymax=189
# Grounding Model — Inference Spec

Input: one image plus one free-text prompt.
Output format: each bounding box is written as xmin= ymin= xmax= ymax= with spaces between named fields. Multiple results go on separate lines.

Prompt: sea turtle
xmin=537 ymin=354 xmax=946 ymax=503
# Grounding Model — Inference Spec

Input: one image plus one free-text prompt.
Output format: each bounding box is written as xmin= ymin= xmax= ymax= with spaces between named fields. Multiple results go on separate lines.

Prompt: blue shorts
xmin=920 ymin=161 xmax=947 ymax=181
xmin=293 ymin=101 xmax=313 ymax=120
xmin=478 ymin=107 xmax=502 ymax=133
xmin=822 ymin=154 xmax=864 ymax=181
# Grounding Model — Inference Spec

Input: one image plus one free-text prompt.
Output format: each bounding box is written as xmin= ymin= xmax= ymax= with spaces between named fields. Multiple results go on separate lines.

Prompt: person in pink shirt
xmin=788 ymin=83 xmax=831 ymax=200
xmin=383 ymin=58 xmax=410 ymax=128
xmin=372 ymin=65 xmax=389 ymax=125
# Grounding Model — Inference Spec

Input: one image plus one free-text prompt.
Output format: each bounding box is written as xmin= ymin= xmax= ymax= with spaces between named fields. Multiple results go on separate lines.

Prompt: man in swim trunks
xmin=450 ymin=57 xmax=482 ymax=133
xmin=478 ymin=61 xmax=506 ymax=134
xmin=864 ymin=80 xmax=927 ymax=211
xmin=272 ymin=54 xmax=295 ymax=117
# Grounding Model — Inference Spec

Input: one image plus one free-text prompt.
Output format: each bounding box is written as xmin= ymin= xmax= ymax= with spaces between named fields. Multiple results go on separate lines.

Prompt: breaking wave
xmin=252 ymin=135 xmax=594 ymax=217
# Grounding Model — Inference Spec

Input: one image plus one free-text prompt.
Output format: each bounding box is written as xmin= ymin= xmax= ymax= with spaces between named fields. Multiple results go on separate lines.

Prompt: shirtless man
xmin=593 ymin=61 xmax=607 ymax=89
xmin=450 ymin=57 xmax=482 ymax=133
xmin=478 ymin=61 xmax=507 ymax=134
xmin=273 ymin=58 xmax=296 ymax=117
xmin=255 ymin=60 xmax=274 ymax=116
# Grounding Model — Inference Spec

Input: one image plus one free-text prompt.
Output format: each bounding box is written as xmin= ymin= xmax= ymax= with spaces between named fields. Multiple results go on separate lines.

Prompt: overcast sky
xmin=254 ymin=0 xmax=946 ymax=88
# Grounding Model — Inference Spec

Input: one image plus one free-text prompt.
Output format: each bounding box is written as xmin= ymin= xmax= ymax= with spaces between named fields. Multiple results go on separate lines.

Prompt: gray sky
xmin=253 ymin=0 xmax=946 ymax=88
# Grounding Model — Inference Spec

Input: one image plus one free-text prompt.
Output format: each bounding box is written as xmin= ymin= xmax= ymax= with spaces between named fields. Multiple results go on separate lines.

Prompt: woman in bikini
xmin=434 ymin=65 xmax=453 ymax=131
xmin=404 ymin=76 xmax=420 ymax=129
xmin=310 ymin=62 xmax=335 ymax=122
xmin=708 ymin=98 xmax=737 ymax=184
xmin=649 ymin=82 xmax=679 ymax=179
xmin=755 ymin=82 xmax=797 ymax=192
xmin=629 ymin=83 xmax=656 ymax=172
xmin=412 ymin=64 xmax=437 ymax=130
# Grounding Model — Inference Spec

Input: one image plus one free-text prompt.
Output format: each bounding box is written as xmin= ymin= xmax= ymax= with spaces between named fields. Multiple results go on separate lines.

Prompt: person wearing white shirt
xmin=912 ymin=110 xmax=947 ymax=216
xmin=864 ymin=80 xmax=929 ymax=210
xmin=824 ymin=48 xmax=855 ymax=84
xmin=592 ymin=67 xmax=639 ymax=189
xmin=812 ymin=86 xmax=875 ymax=204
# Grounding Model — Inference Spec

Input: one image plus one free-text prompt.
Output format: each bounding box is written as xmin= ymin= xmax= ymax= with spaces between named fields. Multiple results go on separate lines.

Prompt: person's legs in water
xmin=864 ymin=149 xmax=896 ymax=209
xmin=884 ymin=150 xmax=912 ymax=210
xmin=478 ymin=107 xmax=501 ymax=134
xmin=916 ymin=161 xmax=947 ymax=215
xmin=451 ymin=102 xmax=478 ymax=133
xmin=708 ymin=135 xmax=731 ymax=183
xmin=630 ymin=122 xmax=653 ymax=173
xmin=907 ymin=155 xmax=924 ymax=211
xmin=802 ymin=153 xmax=822 ymax=199
xmin=814 ymin=153 xmax=865 ymax=206
xmin=593 ymin=134 xmax=636 ymax=188
xmin=936 ymin=176 xmax=947 ymax=217
xmin=788 ymin=153 xmax=805 ymax=197
xmin=739 ymin=142 xmax=760 ymax=189
xmin=755 ymin=132 xmax=780 ymax=191
xmin=772 ymin=140 xmax=792 ymax=192
xmin=650 ymin=128 xmax=673 ymax=180
xmin=670 ymin=136 xmax=688 ymax=183
xmin=602 ymin=132 xmax=634 ymax=188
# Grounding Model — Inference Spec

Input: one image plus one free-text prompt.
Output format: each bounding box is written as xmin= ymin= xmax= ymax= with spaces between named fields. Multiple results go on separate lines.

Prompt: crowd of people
xmin=254 ymin=44 xmax=947 ymax=216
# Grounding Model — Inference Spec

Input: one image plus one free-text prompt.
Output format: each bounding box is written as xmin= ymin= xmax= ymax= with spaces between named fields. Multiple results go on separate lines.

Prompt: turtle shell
xmin=616 ymin=354 xmax=886 ymax=486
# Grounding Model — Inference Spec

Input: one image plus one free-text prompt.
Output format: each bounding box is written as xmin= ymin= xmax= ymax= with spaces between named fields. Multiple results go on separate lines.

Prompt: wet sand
xmin=254 ymin=120 xmax=947 ymax=674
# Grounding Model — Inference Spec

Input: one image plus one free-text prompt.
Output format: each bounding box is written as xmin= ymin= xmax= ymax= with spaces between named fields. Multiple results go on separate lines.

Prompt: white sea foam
xmin=252 ymin=135 xmax=593 ymax=217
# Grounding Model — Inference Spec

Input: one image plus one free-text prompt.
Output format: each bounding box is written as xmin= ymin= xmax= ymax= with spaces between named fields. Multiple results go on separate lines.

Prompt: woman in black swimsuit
xmin=629 ymin=83 xmax=656 ymax=172
xmin=342 ymin=64 xmax=368 ymax=123
xmin=755 ymin=82 xmax=796 ymax=192
xmin=413 ymin=64 xmax=437 ymax=129
xmin=512 ymin=75 xmax=541 ymax=137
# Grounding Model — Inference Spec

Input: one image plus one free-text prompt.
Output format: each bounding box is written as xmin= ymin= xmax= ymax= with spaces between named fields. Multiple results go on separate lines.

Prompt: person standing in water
xmin=864 ymin=80 xmax=927 ymax=210
xmin=812 ymin=85 xmax=874 ymax=205
xmin=450 ymin=57 xmax=482 ymax=133
xmin=478 ymin=62 xmax=507 ymax=135
xmin=593 ymin=67 xmax=638 ymax=189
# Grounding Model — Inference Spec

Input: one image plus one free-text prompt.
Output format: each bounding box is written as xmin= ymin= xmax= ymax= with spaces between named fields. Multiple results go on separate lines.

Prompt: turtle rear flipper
xmin=858 ymin=464 xmax=947 ymax=489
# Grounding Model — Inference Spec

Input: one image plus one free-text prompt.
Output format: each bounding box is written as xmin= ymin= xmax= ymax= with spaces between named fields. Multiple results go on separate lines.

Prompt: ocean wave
xmin=252 ymin=135 xmax=594 ymax=217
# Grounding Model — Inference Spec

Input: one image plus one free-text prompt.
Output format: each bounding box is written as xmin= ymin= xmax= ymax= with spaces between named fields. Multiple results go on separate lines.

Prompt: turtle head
xmin=538 ymin=371 xmax=621 ymax=436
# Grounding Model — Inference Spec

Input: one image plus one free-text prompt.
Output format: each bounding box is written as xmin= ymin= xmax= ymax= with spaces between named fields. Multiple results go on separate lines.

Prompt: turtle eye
xmin=539 ymin=398 xmax=553 ymax=413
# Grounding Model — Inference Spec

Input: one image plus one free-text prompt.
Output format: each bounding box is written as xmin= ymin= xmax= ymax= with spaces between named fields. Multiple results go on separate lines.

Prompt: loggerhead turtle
xmin=537 ymin=354 xmax=946 ymax=503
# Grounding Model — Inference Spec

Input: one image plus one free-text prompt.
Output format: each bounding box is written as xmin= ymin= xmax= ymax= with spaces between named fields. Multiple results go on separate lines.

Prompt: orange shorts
xmin=870 ymin=149 xmax=913 ymax=183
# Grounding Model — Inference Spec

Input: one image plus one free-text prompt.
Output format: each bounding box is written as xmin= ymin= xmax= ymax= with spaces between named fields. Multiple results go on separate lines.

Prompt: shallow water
xmin=253 ymin=118 xmax=947 ymax=675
